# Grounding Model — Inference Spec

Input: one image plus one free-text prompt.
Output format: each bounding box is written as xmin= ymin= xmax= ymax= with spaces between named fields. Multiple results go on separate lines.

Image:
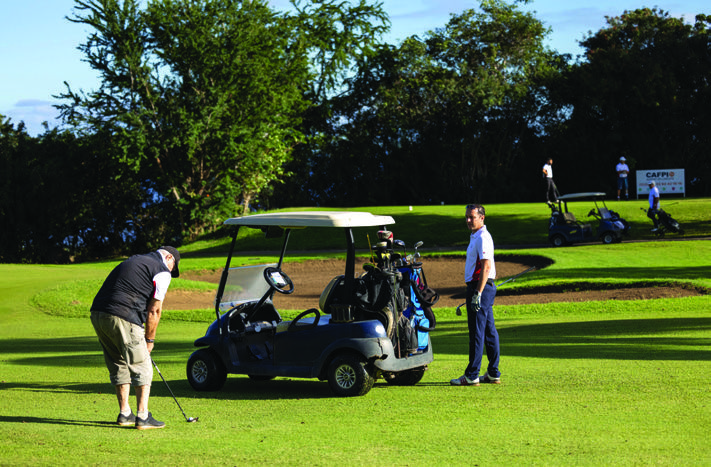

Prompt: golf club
xmin=455 ymin=266 xmax=537 ymax=315
xmin=151 ymin=358 xmax=199 ymax=423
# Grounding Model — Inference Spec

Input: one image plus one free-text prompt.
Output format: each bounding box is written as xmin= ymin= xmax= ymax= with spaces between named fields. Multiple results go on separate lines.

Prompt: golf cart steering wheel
xmin=263 ymin=266 xmax=294 ymax=295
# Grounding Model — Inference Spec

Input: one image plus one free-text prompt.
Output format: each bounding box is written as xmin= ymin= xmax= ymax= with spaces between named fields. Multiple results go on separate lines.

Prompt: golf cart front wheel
xmin=327 ymin=353 xmax=374 ymax=397
xmin=187 ymin=349 xmax=227 ymax=391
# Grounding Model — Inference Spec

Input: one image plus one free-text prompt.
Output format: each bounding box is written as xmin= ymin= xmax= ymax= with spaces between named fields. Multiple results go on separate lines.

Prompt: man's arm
xmin=477 ymin=259 xmax=492 ymax=295
xmin=144 ymin=298 xmax=163 ymax=353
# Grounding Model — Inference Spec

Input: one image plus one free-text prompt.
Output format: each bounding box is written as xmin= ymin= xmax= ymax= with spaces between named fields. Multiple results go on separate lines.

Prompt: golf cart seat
xmin=597 ymin=207 xmax=612 ymax=220
xmin=563 ymin=212 xmax=578 ymax=223
xmin=563 ymin=211 xmax=592 ymax=229
xmin=320 ymin=275 xmax=356 ymax=322
xmin=228 ymin=301 xmax=281 ymax=334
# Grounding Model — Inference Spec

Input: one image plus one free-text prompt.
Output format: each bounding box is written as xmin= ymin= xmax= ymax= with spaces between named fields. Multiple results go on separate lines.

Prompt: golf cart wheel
xmin=187 ymin=349 xmax=227 ymax=392
xmin=327 ymin=353 xmax=374 ymax=397
xmin=385 ymin=366 xmax=426 ymax=386
xmin=550 ymin=235 xmax=566 ymax=247
xmin=601 ymin=232 xmax=615 ymax=244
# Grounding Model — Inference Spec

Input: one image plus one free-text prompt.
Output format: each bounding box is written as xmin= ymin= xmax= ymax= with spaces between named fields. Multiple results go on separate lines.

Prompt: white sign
xmin=636 ymin=169 xmax=685 ymax=198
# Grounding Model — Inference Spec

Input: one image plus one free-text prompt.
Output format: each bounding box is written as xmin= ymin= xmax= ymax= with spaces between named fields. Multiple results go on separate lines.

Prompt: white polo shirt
xmin=648 ymin=186 xmax=660 ymax=209
xmin=465 ymin=225 xmax=496 ymax=283
xmin=616 ymin=163 xmax=629 ymax=177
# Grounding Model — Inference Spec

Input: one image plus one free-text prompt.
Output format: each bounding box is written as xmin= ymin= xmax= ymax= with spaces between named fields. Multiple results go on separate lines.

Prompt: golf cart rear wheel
xmin=385 ymin=367 xmax=426 ymax=386
xmin=550 ymin=234 xmax=566 ymax=247
xmin=187 ymin=349 xmax=227 ymax=391
xmin=327 ymin=353 xmax=374 ymax=397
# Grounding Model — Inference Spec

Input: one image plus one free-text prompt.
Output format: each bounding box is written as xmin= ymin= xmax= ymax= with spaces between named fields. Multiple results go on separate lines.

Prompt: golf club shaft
xmin=456 ymin=266 xmax=538 ymax=312
xmin=151 ymin=357 xmax=190 ymax=421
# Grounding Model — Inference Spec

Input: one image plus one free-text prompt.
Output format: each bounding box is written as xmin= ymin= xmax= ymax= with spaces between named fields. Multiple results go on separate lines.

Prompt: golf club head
xmin=456 ymin=303 xmax=465 ymax=316
xmin=187 ymin=417 xmax=199 ymax=423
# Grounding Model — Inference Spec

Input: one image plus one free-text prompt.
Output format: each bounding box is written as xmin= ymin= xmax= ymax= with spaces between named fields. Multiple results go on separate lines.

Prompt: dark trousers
xmin=465 ymin=280 xmax=501 ymax=379
xmin=545 ymin=178 xmax=558 ymax=202
xmin=647 ymin=208 xmax=659 ymax=228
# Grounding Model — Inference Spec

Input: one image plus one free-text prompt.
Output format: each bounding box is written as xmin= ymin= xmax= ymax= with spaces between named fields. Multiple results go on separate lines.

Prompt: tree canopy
xmin=58 ymin=0 xmax=388 ymax=241
xmin=2 ymin=2 xmax=710 ymax=263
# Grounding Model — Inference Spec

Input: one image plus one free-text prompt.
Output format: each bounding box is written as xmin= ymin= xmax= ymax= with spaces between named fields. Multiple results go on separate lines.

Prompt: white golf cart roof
xmin=223 ymin=211 xmax=395 ymax=228
xmin=558 ymin=192 xmax=606 ymax=201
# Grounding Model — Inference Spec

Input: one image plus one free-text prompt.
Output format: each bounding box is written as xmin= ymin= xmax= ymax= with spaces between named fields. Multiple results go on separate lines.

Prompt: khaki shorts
xmin=90 ymin=311 xmax=152 ymax=387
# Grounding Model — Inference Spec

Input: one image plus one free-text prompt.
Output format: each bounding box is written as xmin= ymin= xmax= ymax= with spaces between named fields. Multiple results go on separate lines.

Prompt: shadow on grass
xmin=436 ymin=317 xmax=711 ymax=361
xmin=532 ymin=266 xmax=711 ymax=281
xmin=0 ymin=415 xmax=118 ymax=428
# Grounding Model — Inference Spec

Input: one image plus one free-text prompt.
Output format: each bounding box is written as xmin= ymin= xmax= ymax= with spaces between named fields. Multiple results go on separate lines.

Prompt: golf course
xmin=2 ymin=200 xmax=710 ymax=465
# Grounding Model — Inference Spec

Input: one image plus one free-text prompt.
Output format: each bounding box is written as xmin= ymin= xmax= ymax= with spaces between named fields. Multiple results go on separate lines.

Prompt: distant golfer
xmin=90 ymin=246 xmax=180 ymax=429
xmin=647 ymin=181 xmax=660 ymax=231
xmin=451 ymin=204 xmax=501 ymax=386
xmin=616 ymin=156 xmax=630 ymax=200
xmin=542 ymin=158 xmax=558 ymax=204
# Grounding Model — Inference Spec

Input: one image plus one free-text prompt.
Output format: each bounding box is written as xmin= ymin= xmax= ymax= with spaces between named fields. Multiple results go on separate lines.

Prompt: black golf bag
xmin=649 ymin=208 xmax=684 ymax=237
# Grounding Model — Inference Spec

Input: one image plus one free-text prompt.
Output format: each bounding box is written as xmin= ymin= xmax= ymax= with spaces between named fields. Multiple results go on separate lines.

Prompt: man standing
xmin=542 ymin=158 xmax=558 ymax=204
xmin=90 ymin=246 xmax=180 ymax=429
xmin=647 ymin=181 xmax=660 ymax=231
xmin=616 ymin=157 xmax=630 ymax=200
xmin=451 ymin=204 xmax=501 ymax=386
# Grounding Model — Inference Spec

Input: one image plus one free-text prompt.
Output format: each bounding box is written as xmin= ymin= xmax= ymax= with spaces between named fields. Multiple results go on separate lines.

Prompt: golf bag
xmin=657 ymin=209 xmax=682 ymax=234
xmin=399 ymin=262 xmax=438 ymax=352
xmin=646 ymin=208 xmax=683 ymax=236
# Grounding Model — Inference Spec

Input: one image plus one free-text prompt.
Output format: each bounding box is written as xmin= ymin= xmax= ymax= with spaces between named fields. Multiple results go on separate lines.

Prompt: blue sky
xmin=1 ymin=0 xmax=707 ymax=135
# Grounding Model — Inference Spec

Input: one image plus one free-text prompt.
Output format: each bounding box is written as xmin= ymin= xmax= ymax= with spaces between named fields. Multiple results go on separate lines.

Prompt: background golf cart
xmin=548 ymin=192 xmax=630 ymax=246
xmin=187 ymin=211 xmax=434 ymax=397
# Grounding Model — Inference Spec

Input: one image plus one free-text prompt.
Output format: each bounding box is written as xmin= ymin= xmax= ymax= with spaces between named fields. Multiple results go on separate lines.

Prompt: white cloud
xmin=2 ymin=99 xmax=61 ymax=135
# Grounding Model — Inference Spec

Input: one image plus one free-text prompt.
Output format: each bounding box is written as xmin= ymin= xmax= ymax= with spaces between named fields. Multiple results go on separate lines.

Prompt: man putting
xmin=451 ymin=204 xmax=501 ymax=386
xmin=90 ymin=246 xmax=180 ymax=429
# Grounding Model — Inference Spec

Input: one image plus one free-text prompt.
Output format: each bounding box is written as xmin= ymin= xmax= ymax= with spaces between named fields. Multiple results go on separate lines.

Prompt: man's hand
xmin=146 ymin=341 xmax=155 ymax=353
xmin=473 ymin=292 xmax=482 ymax=312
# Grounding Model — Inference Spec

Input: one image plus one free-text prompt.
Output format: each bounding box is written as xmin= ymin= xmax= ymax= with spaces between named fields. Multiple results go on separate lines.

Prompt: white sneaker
xmin=450 ymin=375 xmax=479 ymax=386
xmin=480 ymin=372 xmax=501 ymax=384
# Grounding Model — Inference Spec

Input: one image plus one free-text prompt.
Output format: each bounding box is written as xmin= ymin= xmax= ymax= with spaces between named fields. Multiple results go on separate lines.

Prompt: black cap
xmin=159 ymin=246 xmax=180 ymax=278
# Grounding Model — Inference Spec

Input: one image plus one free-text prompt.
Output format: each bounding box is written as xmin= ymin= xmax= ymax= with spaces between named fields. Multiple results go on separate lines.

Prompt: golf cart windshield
xmin=218 ymin=263 xmax=277 ymax=312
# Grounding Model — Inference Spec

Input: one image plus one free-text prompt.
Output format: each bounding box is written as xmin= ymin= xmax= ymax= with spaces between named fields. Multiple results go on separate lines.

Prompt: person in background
xmin=451 ymin=204 xmax=501 ymax=386
xmin=542 ymin=158 xmax=558 ymax=204
xmin=647 ymin=181 xmax=660 ymax=231
xmin=90 ymin=246 xmax=180 ymax=429
xmin=616 ymin=156 xmax=630 ymax=200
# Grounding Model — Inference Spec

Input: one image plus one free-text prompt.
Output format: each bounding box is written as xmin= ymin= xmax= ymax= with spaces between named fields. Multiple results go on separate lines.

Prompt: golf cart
xmin=186 ymin=211 xmax=434 ymax=397
xmin=548 ymin=192 xmax=630 ymax=246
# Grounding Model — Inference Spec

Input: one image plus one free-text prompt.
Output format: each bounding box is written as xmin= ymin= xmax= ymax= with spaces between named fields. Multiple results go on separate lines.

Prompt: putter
xmin=151 ymin=358 xmax=199 ymax=423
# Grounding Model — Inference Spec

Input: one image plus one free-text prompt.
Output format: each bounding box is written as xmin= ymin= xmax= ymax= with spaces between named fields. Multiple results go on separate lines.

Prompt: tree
xmin=548 ymin=9 xmax=711 ymax=196
xmin=59 ymin=0 xmax=388 ymax=242
xmin=0 ymin=116 xmax=144 ymax=262
xmin=282 ymin=0 xmax=560 ymax=205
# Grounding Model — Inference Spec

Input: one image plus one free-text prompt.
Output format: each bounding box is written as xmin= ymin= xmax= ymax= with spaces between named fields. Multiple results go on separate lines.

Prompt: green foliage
xmin=57 ymin=0 xmax=389 ymax=244
xmin=274 ymin=0 xmax=565 ymax=206
xmin=0 ymin=117 xmax=150 ymax=262
xmin=548 ymin=8 xmax=711 ymax=197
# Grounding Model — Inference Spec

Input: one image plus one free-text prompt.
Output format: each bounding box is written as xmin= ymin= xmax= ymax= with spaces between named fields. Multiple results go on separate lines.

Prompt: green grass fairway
xmin=1 ymin=202 xmax=710 ymax=465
